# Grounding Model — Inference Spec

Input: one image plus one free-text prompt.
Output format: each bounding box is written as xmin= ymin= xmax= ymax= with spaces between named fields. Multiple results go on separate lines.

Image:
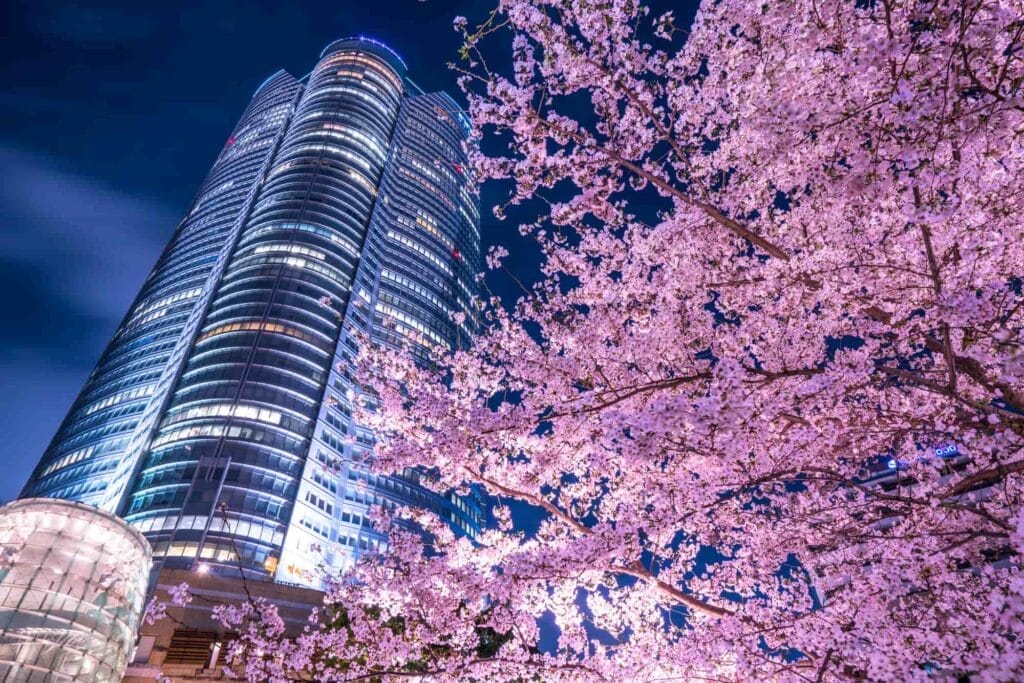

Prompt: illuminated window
xmin=164 ymin=402 xmax=283 ymax=427
xmin=197 ymin=320 xmax=323 ymax=346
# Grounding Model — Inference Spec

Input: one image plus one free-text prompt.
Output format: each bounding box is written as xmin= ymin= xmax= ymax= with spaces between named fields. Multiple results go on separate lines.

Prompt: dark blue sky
xmin=0 ymin=0 xmax=523 ymax=501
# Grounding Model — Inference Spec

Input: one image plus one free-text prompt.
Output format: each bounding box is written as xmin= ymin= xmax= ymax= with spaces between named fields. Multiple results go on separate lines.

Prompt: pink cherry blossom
xmin=215 ymin=1 xmax=1024 ymax=680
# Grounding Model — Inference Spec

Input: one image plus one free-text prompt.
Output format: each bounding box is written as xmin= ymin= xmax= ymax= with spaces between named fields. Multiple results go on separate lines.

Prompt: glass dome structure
xmin=0 ymin=498 xmax=151 ymax=682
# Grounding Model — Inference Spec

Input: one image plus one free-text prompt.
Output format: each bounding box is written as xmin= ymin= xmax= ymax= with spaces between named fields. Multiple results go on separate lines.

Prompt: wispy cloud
xmin=0 ymin=146 xmax=179 ymax=334
xmin=0 ymin=147 xmax=180 ymax=501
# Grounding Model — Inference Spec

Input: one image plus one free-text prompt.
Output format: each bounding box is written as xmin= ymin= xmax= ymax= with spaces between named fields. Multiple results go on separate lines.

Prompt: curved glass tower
xmin=21 ymin=38 xmax=483 ymax=588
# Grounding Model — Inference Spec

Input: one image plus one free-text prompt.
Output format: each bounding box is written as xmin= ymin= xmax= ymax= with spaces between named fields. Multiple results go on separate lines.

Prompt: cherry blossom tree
xmin=223 ymin=0 xmax=1024 ymax=680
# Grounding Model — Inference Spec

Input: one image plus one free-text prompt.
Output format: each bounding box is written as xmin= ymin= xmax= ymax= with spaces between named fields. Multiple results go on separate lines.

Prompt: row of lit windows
xmin=224 ymin=119 xmax=270 ymax=151
xmin=177 ymin=365 xmax=322 ymax=408
xmin=315 ymin=52 xmax=403 ymax=92
xmin=188 ymin=341 xmax=325 ymax=384
xmin=376 ymin=303 xmax=447 ymax=347
xmin=191 ymin=180 xmax=237 ymax=215
xmin=251 ymin=191 xmax=372 ymax=240
xmin=162 ymin=221 xmax=237 ymax=268
xmin=253 ymin=242 xmax=327 ymax=261
xmin=132 ymin=513 xmax=285 ymax=546
xmin=281 ymin=142 xmax=373 ymax=172
xmin=84 ymin=367 xmax=162 ymax=410
xmin=288 ymin=111 xmax=388 ymax=152
xmin=395 ymin=212 xmax=453 ymax=249
xmin=386 ymin=230 xmax=453 ymax=276
xmin=125 ymin=288 xmax=203 ymax=330
xmin=198 ymin=320 xmax=324 ymax=348
xmin=164 ymin=402 xmax=284 ymax=428
xmin=397 ymin=165 xmax=454 ymax=211
xmin=267 ymin=159 xmax=299 ymax=179
xmin=379 ymin=268 xmax=447 ymax=316
xmin=317 ymin=122 xmax=387 ymax=160
xmin=40 ymin=444 xmax=97 ymax=478
xmin=388 ymin=182 xmax=471 ymax=261
xmin=289 ymin=129 xmax=380 ymax=170
xmin=67 ymin=400 xmax=148 ymax=437
xmin=151 ymin=541 xmax=236 ymax=562
xmin=103 ymin=333 xmax=182 ymax=375
xmin=82 ymin=383 xmax=155 ymax=418
xmin=212 ymin=282 xmax=338 ymax=329
xmin=33 ymin=455 xmax=120 ymax=495
xmin=243 ymin=221 xmax=361 ymax=258
xmin=151 ymin=421 xmax=300 ymax=452
xmin=308 ymin=85 xmax=392 ymax=114
xmin=144 ymin=442 xmax=301 ymax=481
xmin=334 ymin=71 xmax=384 ymax=96
xmin=347 ymin=168 xmax=377 ymax=196
xmin=120 ymin=301 xmax=185 ymax=334
xmin=46 ymin=479 xmax=108 ymax=506
xmin=43 ymin=461 xmax=113 ymax=493
xmin=402 ymin=151 xmax=450 ymax=188
xmin=219 ymin=136 xmax=273 ymax=165
xmin=378 ymin=290 xmax=449 ymax=338
xmin=132 ymin=512 xmax=204 ymax=533
xmin=378 ymin=232 xmax=452 ymax=295
xmin=405 ymin=119 xmax=449 ymax=156
xmin=239 ymin=254 xmax=348 ymax=288
xmin=145 ymin=249 xmax=220 ymax=291
xmin=50 ymin=415 xmax=138 ymax=455
xmin=256 ymin=102 xmax=294 ymax=125
xmin=191 ymin=168 xmax=260 ymax=217
xmin=134 ymin=272 xmax=207 ymax=315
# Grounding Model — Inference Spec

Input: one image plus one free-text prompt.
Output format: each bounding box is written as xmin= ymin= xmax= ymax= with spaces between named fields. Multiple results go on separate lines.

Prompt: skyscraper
xmin=20 ymin=38 xmax=483 ymax=588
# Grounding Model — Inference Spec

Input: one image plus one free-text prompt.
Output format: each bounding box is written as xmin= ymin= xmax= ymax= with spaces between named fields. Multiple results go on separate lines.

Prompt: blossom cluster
xmin=218 ymin=0 xmax=1024 ymax=680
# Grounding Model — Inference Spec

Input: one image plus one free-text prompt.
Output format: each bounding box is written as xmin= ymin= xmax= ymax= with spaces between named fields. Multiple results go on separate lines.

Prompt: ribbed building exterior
xmin=20 ymin=38 xmax=483 ymax=588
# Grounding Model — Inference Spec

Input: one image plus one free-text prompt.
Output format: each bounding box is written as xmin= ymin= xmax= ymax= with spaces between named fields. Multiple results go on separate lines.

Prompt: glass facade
xmin=21 ymin=39 xmax=483 ymax=588
xmin=0 ymin=499 xmax=151 ymax=682
xmin=22 ymin=71 xmax=303 ymax=509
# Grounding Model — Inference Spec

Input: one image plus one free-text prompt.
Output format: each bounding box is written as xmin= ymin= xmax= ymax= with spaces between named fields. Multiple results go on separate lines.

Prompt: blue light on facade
xmin=21 ymin=38 xmax=483 ymax=588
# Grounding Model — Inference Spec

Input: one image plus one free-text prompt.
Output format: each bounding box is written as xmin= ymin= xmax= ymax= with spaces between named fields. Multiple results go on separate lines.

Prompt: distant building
xmin=0 ymin=498 xmax=151 ymax=682
xmin=809 ymin=443 xmax=1009 ymax=602
xmin=20 ymin=37 xmax=483 ymax=588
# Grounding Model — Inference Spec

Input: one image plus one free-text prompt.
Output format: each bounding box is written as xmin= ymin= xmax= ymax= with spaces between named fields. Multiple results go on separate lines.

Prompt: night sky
xmin=0 ymin=0 xmax=533 ymax=502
